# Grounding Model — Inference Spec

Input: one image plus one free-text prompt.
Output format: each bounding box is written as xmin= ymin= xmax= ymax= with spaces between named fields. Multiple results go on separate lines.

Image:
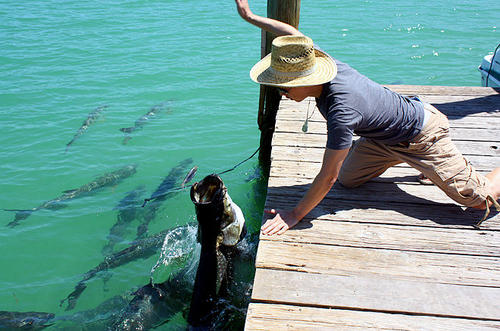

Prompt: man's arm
xmin=234 ymin=0 xmax=303 ymax=36
xmin=261 ymin=148 xmax=349 ymax=235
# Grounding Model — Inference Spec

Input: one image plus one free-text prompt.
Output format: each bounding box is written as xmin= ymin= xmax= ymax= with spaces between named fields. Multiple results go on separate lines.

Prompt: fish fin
xmin=62 ymin=188 xmax=78 ymax=194
xmin=3 ymin=208 xmax=33 ymax=212
xmin=120 ymin=127 xmax=134 ymax=133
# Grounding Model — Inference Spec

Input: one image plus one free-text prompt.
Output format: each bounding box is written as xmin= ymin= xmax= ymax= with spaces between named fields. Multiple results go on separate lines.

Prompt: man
xmin=234 ymin=0 xmax=500 ymax=235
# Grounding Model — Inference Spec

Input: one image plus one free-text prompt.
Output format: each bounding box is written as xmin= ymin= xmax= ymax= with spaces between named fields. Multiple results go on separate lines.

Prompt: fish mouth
xmin=190 ymin=174 xmax=224 ymax=205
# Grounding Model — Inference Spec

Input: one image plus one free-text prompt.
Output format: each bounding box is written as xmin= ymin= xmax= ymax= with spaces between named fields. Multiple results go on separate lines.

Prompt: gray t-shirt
xmin=315 ymin=58 xmax=425 ymax=150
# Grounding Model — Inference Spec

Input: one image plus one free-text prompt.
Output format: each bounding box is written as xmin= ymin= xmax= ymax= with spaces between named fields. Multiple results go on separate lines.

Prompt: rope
xmin=142 ymin=146 xmax=260 ymax=206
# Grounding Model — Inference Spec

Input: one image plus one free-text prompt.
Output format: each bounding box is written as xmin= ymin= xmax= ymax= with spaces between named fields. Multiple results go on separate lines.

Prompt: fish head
xmin=190 ymin=174 xmax=246 ymax=247
xmin=190 ymin=174 xmax=226 ymax=243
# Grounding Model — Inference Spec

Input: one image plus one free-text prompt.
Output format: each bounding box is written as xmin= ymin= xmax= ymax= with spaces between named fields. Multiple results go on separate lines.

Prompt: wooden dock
xmin=245 ymin=85 xmax=500 ymax=330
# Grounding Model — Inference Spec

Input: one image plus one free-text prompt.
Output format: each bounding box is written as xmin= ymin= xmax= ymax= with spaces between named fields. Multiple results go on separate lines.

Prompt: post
xmin=258 ymin=0 xmax=301 ymax=172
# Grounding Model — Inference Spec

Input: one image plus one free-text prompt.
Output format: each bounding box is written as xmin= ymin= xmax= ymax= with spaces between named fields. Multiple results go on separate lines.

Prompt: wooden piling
xmin=258 ymin=0 xmax=301 ymax=170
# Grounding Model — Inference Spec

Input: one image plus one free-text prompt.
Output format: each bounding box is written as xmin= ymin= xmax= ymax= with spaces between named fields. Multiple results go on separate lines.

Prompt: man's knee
xmin=337 ymin=174 xmax=361 ymax=188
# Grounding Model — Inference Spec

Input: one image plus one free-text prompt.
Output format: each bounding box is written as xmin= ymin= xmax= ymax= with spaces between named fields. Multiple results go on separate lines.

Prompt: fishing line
xmin=218 ymin=146 xmax=260 ymax=175
xmin=142 ymin=146 xmax=260 ymax=206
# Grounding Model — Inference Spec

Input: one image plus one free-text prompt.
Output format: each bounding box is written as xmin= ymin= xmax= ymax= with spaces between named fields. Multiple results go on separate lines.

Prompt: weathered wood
xmin=267 ymin=176 xmax=491 ymax=208
xmin=246 ymin=303 xmax=500 ymax=330
xmin=277 ymin=103 xmax=500 ymax=127
xmin=271 ymin=145 xmax=500 ymax=170
xmin=276 ymin=120 xmax=500 ymax=142
xmin=256 ymin=241 xmax=500 ymax=287
xmin=278 ymin=93 xmax=500 ymax=118
xmin=269 ymin=159 xmax=490 ymax=181
xmin=258 ymin=0 xmax=301 ymax=166
xmin=251 ymin=268 xmax=500 ymax=320
xmin=265 ymin=193 xmax=500 ymax=230
xmin=259 ymin=217 xmax=500 ymax=256
xmin=384 ymin=85 xmax=500 ymax=96
xmin=271 ymin=132 xmax=500 ymax=157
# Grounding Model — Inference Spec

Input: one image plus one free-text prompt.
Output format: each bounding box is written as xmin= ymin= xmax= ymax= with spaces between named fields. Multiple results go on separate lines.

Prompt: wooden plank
xmin=256 ymin=241 xmax=500 ymax=287
xmin=278 ymin=104 xmax=500 ymax=127
xmin=271 ymin=145 xmax=500 ymax=171
xmin=269 ymin=159 xmax=491 ymax=181
xmin=265 ymin=194 xmax=500 ymax=230
xmin=278 ymin=92 xmax=500 ymax=118
xmin=258 ymin=217 xmax=500 ymax=256
xmin=245 ymin=303 xmax=500 ymax=330
xmin=275 ymin=120 xmax=500 ymax=142
xmin=271 ymin=132 xmax=500 ymax=157
xmin=251 ymin=268 xmax=500 ymax=320
xmin=384 ymin=85 xmax=500 ymax=96
xmin=268 ymin=176 xmax=488 ymax=208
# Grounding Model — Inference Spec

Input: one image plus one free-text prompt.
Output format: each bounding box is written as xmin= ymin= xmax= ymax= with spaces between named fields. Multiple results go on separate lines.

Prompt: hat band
xmin=269 ymin=64 xmax=317 ymax=78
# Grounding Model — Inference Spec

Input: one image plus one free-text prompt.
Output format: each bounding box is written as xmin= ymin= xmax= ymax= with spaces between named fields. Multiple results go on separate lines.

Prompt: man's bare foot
xmin=471 ymin=167 xmax=500 ymax=210
xmin=485 ymin=167 xmax=500 ymax=201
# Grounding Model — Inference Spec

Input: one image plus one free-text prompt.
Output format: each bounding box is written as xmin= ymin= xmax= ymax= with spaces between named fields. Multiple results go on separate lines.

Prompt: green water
xmin=0 ymin=0 xmax=498 ymax=329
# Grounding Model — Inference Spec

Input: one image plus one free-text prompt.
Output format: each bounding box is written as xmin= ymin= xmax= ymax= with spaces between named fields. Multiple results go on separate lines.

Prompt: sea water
xmin=0 ymin=0 xmax=498 ymax=329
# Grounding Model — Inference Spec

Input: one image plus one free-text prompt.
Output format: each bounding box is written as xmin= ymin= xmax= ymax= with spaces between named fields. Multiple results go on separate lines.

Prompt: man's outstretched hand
xmin=261 ymin=209 xmax=300 ymax=235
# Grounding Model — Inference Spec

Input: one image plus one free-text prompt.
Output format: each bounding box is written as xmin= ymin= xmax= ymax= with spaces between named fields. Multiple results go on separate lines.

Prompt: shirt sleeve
xmin=325 ymin=107 xmax=362 ymax=150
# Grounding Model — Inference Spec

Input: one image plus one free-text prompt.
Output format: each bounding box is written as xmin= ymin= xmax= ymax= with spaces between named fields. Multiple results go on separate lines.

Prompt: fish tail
xmin=7 ymin=220 xmax=19 ymax=228
xmin=5 ymin=209 xmax=33 ymax=227
xmin=122 ymin=136 xmax=132 ymax=145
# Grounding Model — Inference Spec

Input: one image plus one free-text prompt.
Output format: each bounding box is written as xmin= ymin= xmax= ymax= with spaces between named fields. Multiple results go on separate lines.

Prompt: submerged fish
xmin=5 ymin=164 xmax=137 ymax=227
xmin=137 ymin=158 xmax=193 ymax=239
xmin=65 ymin=105 xmax=107 ymax=152
xmin=112 ymin=270 xmax=192 ymax=330
xmin=102 ymin=185 xmax=146 ymax=256
xmin=188 ymin=174 xmax=246 ymax=328
xmin=60 ymin=224 xmax=194 ymax=311
xmin=120 ymin=102 xmax=168 ymax=144
xmin=0 ymin=311 xmax=55 ymax=330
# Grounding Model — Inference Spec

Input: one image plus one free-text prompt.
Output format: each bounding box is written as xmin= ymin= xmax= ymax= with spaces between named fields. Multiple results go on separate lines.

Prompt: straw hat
xmin=250 ymin=35 xmax=337 ymax=87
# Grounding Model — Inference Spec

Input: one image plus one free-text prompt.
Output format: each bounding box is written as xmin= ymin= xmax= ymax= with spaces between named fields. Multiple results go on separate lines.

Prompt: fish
xmin=181 ymin=166 xmax=198 ymax=188
xmin=102 ymin=185 xmax=146 ymax=256
xmin=5 ymin=164 xmax=137 ymax=227
xmin=136 ymin=158 xmax=193 ymax=239
xmin=120 ymin=102 xmax=168 ymax=144
xmin=60 ymin=224 xmax=194 ymax=311
xmin=187 ymin=174 xmax=246 ymax=328
xmin=112 ymin=175 xmax=246 ymax=330
xmin=111 ymin=271 xmax=192 ymax=330
xmin=0 ymin=311 xmax=55 ymax=330
xmin=65 ymin=105 xmax=107 ymax=152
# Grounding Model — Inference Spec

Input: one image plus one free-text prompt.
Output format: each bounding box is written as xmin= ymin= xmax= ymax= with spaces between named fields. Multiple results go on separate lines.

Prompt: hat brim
xmin=250 ymin=49 xmax=337 ymax=87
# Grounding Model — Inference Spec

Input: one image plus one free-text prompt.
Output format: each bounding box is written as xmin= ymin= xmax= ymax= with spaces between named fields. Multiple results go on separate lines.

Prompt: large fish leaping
xmin=5 ymin=164 xmax=137 ymax=227
xmin=65 ymin=105 xmax=107 ymax=152
xmin=188 ymin=174 xmax=246 ymax=328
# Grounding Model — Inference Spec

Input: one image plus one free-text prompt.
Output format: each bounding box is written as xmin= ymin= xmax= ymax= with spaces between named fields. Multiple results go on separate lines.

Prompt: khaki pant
xmin=338 ymin=103 xmax=491 ymax=208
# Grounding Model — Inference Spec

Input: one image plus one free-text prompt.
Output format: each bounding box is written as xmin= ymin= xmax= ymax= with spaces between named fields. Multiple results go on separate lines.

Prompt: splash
xmin=149 ymin=223 xmax=198 ymax=284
